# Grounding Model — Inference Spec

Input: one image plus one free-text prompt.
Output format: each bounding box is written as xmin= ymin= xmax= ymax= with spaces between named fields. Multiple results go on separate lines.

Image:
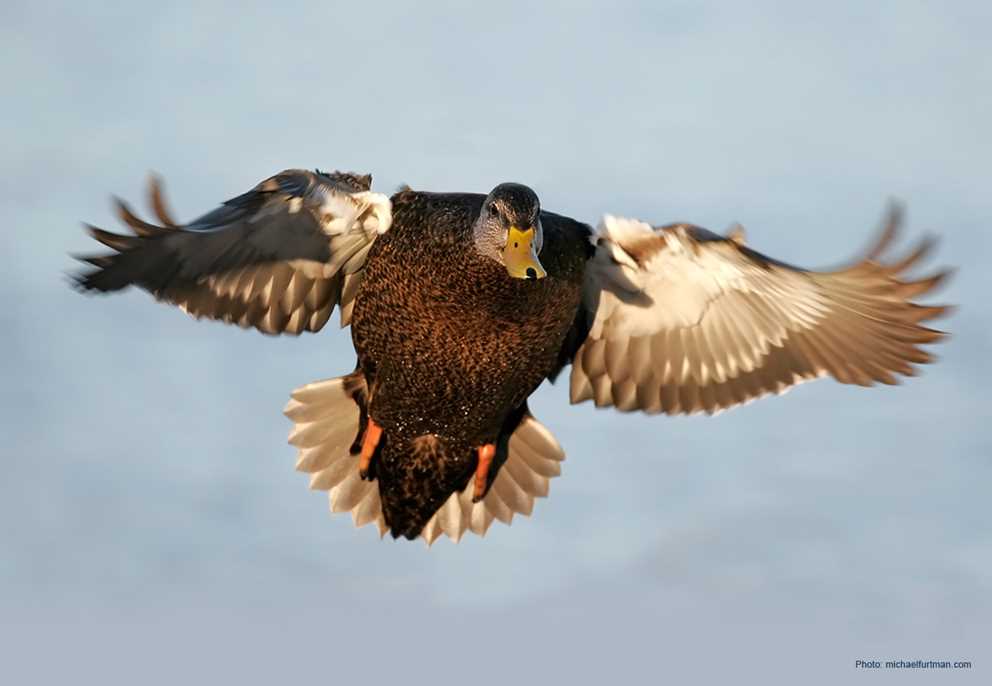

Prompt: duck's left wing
xmin=74 ymin=169 xmax=391 ymax=334
xmin=568 ymin=206 xmax=952 ymax=415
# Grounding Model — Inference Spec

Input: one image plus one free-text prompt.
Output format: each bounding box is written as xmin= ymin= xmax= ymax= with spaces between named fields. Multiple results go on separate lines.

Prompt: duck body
xmin=350 ymin=189 xmax=592 ymax=537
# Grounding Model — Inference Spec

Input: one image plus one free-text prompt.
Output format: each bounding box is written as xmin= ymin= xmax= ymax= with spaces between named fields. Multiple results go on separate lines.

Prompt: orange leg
xmin=359 ymin=418 xmax=383 ymax=479
xmin=473 ymin=444 xmax=496 ymax=502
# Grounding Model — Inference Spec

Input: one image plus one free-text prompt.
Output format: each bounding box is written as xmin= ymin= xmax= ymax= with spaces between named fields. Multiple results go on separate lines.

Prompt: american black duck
xmin=74 ymin=168 xmax=952 ymax=543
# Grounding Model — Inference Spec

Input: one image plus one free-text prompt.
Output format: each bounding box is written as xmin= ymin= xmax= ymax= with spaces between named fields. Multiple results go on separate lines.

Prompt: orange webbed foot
xmin=359 ymin=418 xmax=383 ymax=481
xmin=472 ymin=444 xmax=496 ymax=502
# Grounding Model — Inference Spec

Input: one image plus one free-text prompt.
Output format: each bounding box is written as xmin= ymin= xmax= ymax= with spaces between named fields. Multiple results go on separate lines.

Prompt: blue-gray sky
xmin=2 ymin=1 xmax=990 ymax=683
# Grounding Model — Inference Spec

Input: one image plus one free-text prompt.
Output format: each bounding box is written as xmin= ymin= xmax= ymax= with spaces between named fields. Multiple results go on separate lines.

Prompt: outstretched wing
xmin=569 ymin=206 xmax=953 ymax=415
xmin=74 ymin=169 xmax=392 ymax=334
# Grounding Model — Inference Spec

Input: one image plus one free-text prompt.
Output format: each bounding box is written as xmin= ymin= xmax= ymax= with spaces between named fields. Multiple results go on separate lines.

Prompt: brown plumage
xmin=350 ymin=190 xmax=590 ymax=537
xmin=73 ymin=168 xmax=952 ymax=544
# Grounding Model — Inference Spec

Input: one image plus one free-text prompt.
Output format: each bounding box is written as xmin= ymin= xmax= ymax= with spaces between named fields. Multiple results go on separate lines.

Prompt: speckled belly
xmin=350 ymin=218 xmax=583 ymax=445
xmin=361 ymin=294 xmax=567 ymax=442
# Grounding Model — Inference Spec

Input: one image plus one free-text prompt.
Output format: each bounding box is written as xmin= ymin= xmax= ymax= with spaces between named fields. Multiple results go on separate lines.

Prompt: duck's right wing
xmin=74 ymin=168 xmax=392 ymax=334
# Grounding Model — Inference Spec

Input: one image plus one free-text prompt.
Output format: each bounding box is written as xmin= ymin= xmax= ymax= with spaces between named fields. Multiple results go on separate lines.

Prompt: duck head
xmin=473 ymin=183 xmax=547 ymax=280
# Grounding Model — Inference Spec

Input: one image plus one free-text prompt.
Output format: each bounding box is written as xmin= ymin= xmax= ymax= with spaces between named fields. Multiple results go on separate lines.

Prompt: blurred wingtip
xmin=866 ymin=200 xmax=904 ymax=260
xmin=148 ymin=171 xmax=179 ymax=227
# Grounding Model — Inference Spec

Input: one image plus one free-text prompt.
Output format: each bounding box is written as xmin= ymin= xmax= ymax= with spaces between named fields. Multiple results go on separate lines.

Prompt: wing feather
xmin=74 ymin=169 xmax=392 ymax=335
xmin=571 ymin=206 xmax=951 ymax=415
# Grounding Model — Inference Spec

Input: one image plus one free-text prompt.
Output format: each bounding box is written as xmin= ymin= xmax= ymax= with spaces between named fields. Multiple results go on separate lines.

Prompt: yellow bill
xmin=503 ymin=226 xmax=547 ymax=280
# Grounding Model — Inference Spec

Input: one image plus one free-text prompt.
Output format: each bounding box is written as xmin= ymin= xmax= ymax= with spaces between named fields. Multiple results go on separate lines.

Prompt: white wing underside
xmin=284 ymin=377 xmax=565 ymax=546
xmin=588 ymin=215 xmax=829 ymax=345
xmin=570 ymin=212 xmax=949 ymax=415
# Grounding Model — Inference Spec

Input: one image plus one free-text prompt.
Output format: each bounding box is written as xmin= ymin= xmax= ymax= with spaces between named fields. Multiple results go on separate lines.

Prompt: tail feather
xmin=285 ymin=373 xmax=387 ymax=537
xmin=285 ymin=375 xmax=567 ymax=545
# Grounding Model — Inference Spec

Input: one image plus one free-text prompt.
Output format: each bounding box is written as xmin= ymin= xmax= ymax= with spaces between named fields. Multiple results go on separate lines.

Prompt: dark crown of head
xmin=491 ymin=182 xmax=539 ymax=220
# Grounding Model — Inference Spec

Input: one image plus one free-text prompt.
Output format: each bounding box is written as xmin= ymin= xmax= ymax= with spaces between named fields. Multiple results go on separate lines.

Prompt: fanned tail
xmin=285 ymin=376 xmax=566 ymax=544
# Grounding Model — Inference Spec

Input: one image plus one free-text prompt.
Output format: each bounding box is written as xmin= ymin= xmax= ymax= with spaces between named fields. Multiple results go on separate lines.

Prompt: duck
xmin=74 ymin=168 xmax=952 ymax=543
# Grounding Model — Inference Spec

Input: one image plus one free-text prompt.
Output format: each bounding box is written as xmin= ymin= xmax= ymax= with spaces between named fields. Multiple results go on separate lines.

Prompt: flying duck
xmin=74 ymin=168 xmax=952 ymax=543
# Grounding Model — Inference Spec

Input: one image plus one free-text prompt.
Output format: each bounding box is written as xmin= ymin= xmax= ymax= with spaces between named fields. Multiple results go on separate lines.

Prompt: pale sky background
xmin=2 ymin=1 xmax=990 ymax=684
